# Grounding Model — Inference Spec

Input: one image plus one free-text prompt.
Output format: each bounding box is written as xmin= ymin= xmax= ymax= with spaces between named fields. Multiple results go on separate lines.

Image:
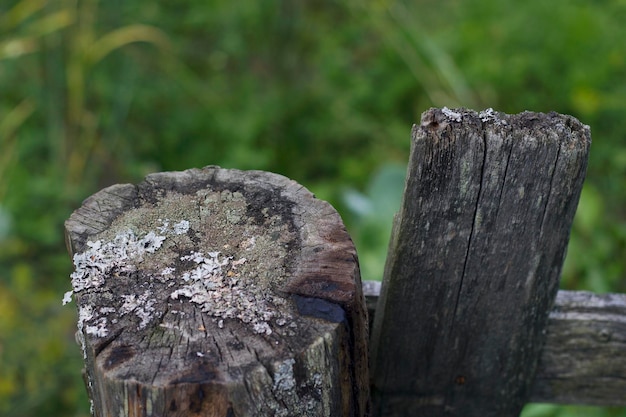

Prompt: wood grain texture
xmin=65 ymin=167 xmax=369 ymax=417
xmin=369 ymin=108 xmax=590 ymax=417
xmin=363 ymin=282 xmax=626 ymax=407
xmin=531 ymin=290 xmax=626 ymax=406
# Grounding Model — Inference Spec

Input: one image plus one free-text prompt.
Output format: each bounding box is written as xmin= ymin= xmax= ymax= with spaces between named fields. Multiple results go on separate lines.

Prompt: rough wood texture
xmin=531 ymin=290 xmax=626 ymax=406
xmin=369 ymin=108 xmax=590 ymax=417
xmin=362 ymin=280 xmax=381 ymax=332
xmin=64 ymin=167 xmax=369 ymax=417
xmin=363 ymin=282 xmax=626 ymax=407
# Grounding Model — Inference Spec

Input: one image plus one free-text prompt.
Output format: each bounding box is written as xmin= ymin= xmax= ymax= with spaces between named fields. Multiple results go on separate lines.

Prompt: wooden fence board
xmin=532 ymin=290 xmax=626 ymax=406
xmin=369 ymin=108 xmax=591 ymax=417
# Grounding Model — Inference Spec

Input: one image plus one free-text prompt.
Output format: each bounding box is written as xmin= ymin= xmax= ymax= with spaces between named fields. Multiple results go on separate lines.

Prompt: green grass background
xmin=0 ymin=0 xmax=625 ymax=415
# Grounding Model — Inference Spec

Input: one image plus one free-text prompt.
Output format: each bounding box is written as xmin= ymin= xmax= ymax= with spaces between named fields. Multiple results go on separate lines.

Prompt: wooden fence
xmin=363 ymin=282 xmax=626 ymax=409
xmin=64 ymin=108 xmax=625 ymax=417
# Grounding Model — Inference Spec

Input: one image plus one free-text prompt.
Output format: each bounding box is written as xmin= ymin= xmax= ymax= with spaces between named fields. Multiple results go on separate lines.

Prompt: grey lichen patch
xmin=63 ymin=230 xmax=167 ymax=305
xmin=261 ymin=332 xmax=337 ymax=416
xmin=438 ymin=107 xmax=509 ymax=126
xmin=64 ymin=188 xmax=298 ymax=340
xmin=442 ymin=106 xmax=462 ymax=122
xmin=479 ymin=107 xmax=509 ymax=125
xmin=272 ymin=358 xmax=296 ymax=392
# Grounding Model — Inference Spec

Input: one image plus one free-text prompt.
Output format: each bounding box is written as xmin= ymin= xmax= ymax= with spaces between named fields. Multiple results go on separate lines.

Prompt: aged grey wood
xmin=64 ymin=167 xmax=369 ymax=417
xmin=369 ymin=108 xmax=590 ymax=417
xmin=363 ymin=282 xmax=626 ymax=407
xmin=363 ymin=280 xmax=381 ymax=331
xmin=531 ymin=290 xmax=626 ymax=406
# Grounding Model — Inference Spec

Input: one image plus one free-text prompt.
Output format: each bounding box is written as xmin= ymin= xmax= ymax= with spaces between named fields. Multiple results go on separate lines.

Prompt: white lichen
xmin=479 ymin=107 xmax=508 ymax=125
xmin=120 ymin=290 xmax=156 ymax=329
xmin=273 ymin=358 xmax=296 ymax=392
xmin=177 ymin=251 xmax=230 ymax=283
xmin=62 ymin=291 xmax=73 ymax=306
xmin=85 ymin=317 xmax=109 ymax=337
xmin=171 ymin=252 xmax=285 ymax=335
xmin=442 ymin=106 xmax=462 ymax=122
xmin=173 ymin=220 xmax=190 ymax=235
xmin=76 ymin=305 xmax=93 ymax=356
xmin=65 ymin=212 xmax=292 ymax=338
xmin=63 ymin=228 xmax=167 ymax=305
xmin=77 ymin=304 xmax=112 ymax=340
xmin=159 ymin=266 xmax=175 ymax=278
xmin=479 ymin=107 xmax=496 ymax=122
xmin=140 ymin=231 xmax=166 ymax=253
xmin=63 ymin=227 xmax=168 ymax=336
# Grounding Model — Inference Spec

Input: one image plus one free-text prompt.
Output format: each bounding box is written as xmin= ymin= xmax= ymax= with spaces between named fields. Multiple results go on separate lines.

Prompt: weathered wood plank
xmin=369 ymin=108 xmax=590 ymax=417
xmin=532 ymin=290 xmax=626 ymax=406
xmin=363 ymin=282 xmax=626 ymax=407
xmin=64 ymin=167 xmax=369 ymax=417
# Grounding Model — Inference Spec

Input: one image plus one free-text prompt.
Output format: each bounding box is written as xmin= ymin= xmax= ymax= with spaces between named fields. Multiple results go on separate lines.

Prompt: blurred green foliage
xmin=0 ymin=0 xmax=624 ymax=415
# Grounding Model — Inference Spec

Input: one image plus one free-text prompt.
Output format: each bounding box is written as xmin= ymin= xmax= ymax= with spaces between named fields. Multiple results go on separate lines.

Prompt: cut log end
xmin=64 ymin=167 xmax=369 ymax=417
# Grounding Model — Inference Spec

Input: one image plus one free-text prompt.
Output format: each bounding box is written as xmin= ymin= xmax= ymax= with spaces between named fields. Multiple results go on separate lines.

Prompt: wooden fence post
xmin=64 ymin=167 xmax=369 ymax=417
xmin=369 ymin=108 xmax=590 ymax=417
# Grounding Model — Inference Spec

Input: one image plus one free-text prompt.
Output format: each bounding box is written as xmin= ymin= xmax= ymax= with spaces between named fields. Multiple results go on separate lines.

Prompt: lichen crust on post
xmin=64 ymin=166 xmax=369 ymax=417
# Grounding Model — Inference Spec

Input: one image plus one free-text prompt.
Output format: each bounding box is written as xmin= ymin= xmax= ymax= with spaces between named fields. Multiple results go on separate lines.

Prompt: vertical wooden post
xmin=64 ymin=167 xmax=369 ymax=417
xmin=370 ymin=108 xmax=590 ymax=417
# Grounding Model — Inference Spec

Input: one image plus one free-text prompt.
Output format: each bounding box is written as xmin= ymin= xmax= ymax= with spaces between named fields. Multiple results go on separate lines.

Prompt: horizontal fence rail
xmin=363 ymin=281 xmax=626 ymax=407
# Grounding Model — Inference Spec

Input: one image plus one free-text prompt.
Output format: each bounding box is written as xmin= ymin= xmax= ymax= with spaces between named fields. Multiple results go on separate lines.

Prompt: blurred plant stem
xmin=62 ymin=0 xmax=172 ymax=187
xmin=347 ymin=0 xmax=477 ymax=108
xmin=1 ymin=0 xmax=173 ymax=193
xmin=0 ymin=99 xmax=36 ymax=201
xmin=0 ymin=0 xmax=74 ymax=60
